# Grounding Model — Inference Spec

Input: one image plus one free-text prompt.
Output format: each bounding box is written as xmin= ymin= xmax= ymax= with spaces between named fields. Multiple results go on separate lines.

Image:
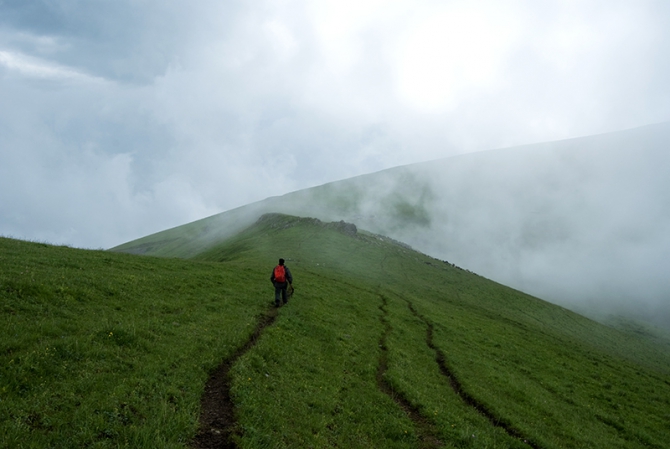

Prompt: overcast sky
xmin=1 ymin=0 xmax=669 ymax=249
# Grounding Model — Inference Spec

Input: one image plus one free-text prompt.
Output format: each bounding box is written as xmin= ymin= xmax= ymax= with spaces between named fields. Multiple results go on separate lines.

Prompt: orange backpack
xmin=273 ymin=265 xmax=286 ymax=283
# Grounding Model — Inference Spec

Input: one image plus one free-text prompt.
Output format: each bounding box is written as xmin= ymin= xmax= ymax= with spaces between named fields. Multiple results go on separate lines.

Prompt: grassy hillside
xmin=3 ymin=215 xmax=670 ymax=448
xmin=111 ymin=122 xmax=670 ymax=329
xmin=0 ymin=237 xmax=274 ymax=448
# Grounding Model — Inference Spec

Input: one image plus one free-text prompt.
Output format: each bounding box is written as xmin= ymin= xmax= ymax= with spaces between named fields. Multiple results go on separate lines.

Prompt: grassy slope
xmin=110 ymin=123 xmax=670 ymax=331
xmin=0 ymin=237 xmax=271 ymax=448
xmin=3 ymin=215 xmax=670 ymax=448
xmin=195 ymin=214 xmax=670 ymax=448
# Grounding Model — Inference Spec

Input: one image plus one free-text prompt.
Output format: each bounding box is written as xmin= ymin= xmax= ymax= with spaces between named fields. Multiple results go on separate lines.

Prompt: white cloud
xmin=395 ymin=4 xmax=521 ymax=112
xmin=0 ymin=49 xmax=104 ymax=82
xmin=0 ymin=0 xmax=669 ymax=251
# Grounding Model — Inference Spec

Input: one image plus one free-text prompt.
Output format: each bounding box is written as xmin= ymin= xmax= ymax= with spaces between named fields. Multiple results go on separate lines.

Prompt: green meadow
xmin=2 ymin=214 xmax=670 ymax=448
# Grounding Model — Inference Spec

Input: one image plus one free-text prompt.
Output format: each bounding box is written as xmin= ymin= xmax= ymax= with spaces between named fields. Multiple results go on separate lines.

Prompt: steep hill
xmin=7 ymin=214 xmax=669 ymax=448
xmin=111 ymin=122 xmax=670 ymax=328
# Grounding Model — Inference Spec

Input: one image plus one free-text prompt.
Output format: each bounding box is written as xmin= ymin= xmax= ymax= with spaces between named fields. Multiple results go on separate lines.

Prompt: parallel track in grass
xmin=377 ymin=296 xmax=443 ymax=449
xmin=405 ymin=300 xmax=542 ymax=449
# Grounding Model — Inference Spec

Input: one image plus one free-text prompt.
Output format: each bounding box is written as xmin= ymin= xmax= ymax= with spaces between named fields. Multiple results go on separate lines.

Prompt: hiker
xmin=270 ymin=258 xmax=293 ymax=307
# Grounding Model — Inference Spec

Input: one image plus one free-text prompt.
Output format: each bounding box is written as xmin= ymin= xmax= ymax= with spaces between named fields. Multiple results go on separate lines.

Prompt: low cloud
xmin=275 ymin=123 xmax=670 ymax=327
xmin=1 ymin=0 xmax=669 ymax=263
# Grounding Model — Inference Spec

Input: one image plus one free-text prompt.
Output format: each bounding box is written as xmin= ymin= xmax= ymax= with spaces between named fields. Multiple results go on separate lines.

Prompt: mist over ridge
xmin=114 ymin=122 xmax=670 ymax=328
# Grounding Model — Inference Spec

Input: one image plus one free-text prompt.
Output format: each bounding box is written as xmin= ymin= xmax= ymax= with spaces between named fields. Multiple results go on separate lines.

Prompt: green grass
xmin=3 ymin=214 xmax=670 ymax=448
xmin=0 ymin=238 xmax=269 ymax=448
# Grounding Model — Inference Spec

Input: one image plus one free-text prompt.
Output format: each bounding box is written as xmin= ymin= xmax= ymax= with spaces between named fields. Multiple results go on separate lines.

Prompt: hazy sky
xmin=1 ymin=0 xmax=669 ymax=248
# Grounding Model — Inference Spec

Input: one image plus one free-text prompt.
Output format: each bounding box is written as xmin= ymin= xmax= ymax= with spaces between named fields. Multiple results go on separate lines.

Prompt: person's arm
xmin=286 ymin=267 xmax=293 ymax=284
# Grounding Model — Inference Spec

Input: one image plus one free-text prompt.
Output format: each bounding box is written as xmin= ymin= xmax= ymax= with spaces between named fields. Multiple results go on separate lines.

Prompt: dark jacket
xmin=270 ymin=265 xmax=293 ymax=285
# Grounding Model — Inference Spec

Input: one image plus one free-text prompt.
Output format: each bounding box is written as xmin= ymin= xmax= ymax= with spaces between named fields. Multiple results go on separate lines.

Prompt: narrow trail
xmin=377 ymin=296 xmax=443 ymax=449
xmin=405 ymin=301 xmax=542 ymax=449
xmin=191 ymin=306 xmax=279 ymax=449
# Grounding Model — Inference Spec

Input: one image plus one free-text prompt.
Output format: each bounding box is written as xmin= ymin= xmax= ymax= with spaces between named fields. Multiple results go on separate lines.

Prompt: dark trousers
xmin=274 ymin=281 xmax=288 ymax=304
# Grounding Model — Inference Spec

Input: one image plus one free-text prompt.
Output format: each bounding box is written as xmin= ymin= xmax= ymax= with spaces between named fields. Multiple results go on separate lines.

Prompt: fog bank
xmin=259 ymin=123 xmax=670 ymax=327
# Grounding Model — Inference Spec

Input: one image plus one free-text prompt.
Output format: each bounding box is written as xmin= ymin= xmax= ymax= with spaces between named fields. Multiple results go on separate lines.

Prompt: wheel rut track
xmin=191 ymin=307 xmax=278 ymax=449
xmin=405 ymin=301 xmax=543 ymax=449
xmin=377 ymin=296 xmax=443 ymax=449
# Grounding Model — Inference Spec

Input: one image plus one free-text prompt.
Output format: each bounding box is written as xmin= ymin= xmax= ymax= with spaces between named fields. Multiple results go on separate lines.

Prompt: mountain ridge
xmin=112 ymin=122 xmax=670 ymax=328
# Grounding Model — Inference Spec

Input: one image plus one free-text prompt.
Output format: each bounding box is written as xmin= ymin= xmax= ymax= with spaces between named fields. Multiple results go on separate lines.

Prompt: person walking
xmin=270 ymin=258 xmax=293 ymax=307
